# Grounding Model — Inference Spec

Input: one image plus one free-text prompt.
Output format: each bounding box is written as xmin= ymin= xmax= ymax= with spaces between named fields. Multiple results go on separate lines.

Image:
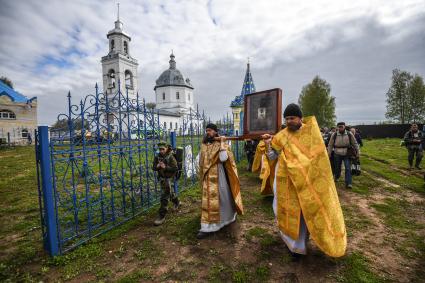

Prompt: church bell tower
xmin=101 ymin=4 xmax=138 ymax=99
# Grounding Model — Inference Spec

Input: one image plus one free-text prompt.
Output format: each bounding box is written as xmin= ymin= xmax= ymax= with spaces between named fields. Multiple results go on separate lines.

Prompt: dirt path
xmin=44 ymin=172 xmax=343 ymax=282
xmin=338 ymin=167 xmax=425 ymax=283
xmin=19 ymin=167 xmax=425 ymax=282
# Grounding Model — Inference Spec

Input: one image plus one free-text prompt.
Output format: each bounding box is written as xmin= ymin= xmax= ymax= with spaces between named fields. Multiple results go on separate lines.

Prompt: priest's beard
xmin=287 ymin=123 xmax=302 ymax=132
xmin=203 ymin=134 xmax=218 ymax=144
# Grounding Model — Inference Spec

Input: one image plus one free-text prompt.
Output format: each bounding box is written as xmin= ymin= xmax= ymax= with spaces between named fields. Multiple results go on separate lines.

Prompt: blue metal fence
xmin=35 ymin=82 xmax=245 ymax=256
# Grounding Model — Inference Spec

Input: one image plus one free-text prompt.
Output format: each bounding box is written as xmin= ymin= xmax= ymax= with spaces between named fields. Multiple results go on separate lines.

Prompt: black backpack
xmin=173 ymin=147 xmax=184 ymax=180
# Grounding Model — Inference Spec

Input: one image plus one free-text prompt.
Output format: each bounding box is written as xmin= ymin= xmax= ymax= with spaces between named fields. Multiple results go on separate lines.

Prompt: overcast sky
xmin=1 ymin=0 xmax=424 ymax=125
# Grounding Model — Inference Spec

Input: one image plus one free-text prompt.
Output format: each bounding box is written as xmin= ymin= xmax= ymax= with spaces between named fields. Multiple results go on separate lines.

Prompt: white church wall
xmin=155 ymin=86 xmax=194 ymax=112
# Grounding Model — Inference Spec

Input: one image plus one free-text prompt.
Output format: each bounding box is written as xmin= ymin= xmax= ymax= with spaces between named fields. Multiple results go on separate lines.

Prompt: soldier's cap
xmin=157 ymin=142 xmax=170 ymax=149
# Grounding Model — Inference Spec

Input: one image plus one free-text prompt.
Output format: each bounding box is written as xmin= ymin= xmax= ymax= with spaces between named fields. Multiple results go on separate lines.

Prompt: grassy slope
xmin=0 ymin=140 xmax=424 ymax=282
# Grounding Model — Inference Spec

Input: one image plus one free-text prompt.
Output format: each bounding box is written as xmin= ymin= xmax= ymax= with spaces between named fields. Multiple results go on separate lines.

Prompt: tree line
xmin=297 ymin=69 xmax=425 ymax=127
xmin=385 ymin=69 xmax=425 ymax=124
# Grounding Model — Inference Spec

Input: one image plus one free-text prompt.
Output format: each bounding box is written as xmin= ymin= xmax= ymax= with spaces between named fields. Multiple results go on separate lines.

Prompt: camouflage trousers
xmin=158 ymin=178 xmax=179 ymax=217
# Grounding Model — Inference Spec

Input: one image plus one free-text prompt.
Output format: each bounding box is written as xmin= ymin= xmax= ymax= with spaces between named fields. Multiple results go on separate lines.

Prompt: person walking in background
xmin=403 ymin=123 xmax=423 ymax=170
xmin=326 ymin=127 xmax=337 ymax=175
xmin=152 ymin=142 xmax=180 ymax=225
xmin=350 ymin=128 xmax=363 ymax=149
xmin=327 ymin=122 xmax=359 ymax=189
xmin=349 ymin=128 xmax=362 ymax=176
xmin=322 ymin=127 xmax=330 ymax=145
xmin=325 ymin=127 xmax=336 ymax=147
xmin=27 ymin=133 xmax=32 ymax=145
xmin=244 ymin=139 xmax=259 ymax=171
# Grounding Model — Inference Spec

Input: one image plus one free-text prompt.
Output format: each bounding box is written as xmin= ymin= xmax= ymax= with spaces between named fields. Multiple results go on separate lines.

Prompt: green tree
xmin=406 ymin=74 xmax=425 ymax=123
xmin=385 ymin=69 xmax=412 ymax=124
xmin=51 ymin=118 xmax=89 ymax=131
xmin=298 ymin=76 xmax=336 ymax=127
xmin=0 ymin=76 xmax=13 ymax=89
xmin=386 ymin=69 xmax=425 ymax=124
xmin=146 ymin=102 xmax=156 ymax=110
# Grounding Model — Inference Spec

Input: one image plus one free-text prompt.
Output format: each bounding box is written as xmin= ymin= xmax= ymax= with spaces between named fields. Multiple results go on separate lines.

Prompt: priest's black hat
xmin=206 ymin=123 xmax=218 ymax=132
xmin=283 ymin=103 xmax=303 ymax=118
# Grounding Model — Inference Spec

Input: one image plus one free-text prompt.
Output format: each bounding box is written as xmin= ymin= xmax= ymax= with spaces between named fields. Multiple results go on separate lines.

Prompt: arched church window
xmin=162 ymin=93 xmax=165 ymax=100
xmin=108 ymin=69 xmax=116 ymax=88
xmin=188 ymin=93 xmax=190 ymax=101
xmin=170 ymin=122 xmax=172 ymax=129
xmin=110 ymin=39 xmax=115 ymax=52
xmin=124 ymin=41 xmax=128 ymax=54
xmin=163 ymin=122 xmax=167 ymax=129
xmin=175 ymin=122 xmax=178 ymax=129
xmin=125 ymin=70 xmax=133 ymax=89
xmin=0 ymin=109 xmax=16 ymax=119
xmin=176 ymin=92 xmax=179 ymax=99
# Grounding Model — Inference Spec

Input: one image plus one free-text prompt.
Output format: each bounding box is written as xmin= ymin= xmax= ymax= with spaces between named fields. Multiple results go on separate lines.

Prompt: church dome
xmin=154 ymin=53 xmax=193 ymax=90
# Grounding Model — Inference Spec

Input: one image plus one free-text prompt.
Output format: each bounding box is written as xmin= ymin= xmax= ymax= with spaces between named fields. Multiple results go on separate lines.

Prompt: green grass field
xmin=0 ymin=138 xmax=424 ymax=282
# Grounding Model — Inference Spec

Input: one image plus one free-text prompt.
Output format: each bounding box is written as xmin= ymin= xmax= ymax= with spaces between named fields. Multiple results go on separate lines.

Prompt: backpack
xmin=331 ymin=131 xmax=357 ymax=159
xmin=173 ymin=147 xmax=184 ymax=180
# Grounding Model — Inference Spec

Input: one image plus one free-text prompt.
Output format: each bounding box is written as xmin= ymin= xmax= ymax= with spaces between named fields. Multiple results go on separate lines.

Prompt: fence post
xmin=170 ymin=131 xmax=178 ymax=195
xmin=235 ymin=130 xmax=240 ymax=162
xmin=38 ymin=126 xmax=59 ymax=256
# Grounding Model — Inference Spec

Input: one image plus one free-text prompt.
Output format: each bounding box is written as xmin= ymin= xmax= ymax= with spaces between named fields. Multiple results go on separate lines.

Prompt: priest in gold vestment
xmin=263 ymin=104 xmax=346 ymax=257
xmin=197 ymin=123 xmax=244 ymax=239
xmin=251 ymin=140 xmax=275 ymax=195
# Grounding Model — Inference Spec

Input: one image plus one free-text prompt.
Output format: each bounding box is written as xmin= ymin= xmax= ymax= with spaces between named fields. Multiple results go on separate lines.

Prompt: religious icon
xmin=257 ymin=107 xmax=266 ymax=119
xmin=243 ymin=88 xmax=282 ymax=138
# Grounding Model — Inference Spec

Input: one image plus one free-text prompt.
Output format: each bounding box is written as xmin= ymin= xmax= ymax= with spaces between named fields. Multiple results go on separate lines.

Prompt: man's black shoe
xmin=154 ymin=216 xmax=165 ymax=226
xmin=196 ymin=231 xmax=211 ymax=239
xmin=290 ymin=252 xmax=303 ymax=261
xmin=173 ymin=200 xmax=181 ymax=210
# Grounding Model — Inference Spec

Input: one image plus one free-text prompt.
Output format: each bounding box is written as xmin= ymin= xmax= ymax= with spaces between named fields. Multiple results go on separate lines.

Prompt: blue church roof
xmin=230 ymin=61 xmax=256 ymax=107
xmin=0 ymin=80 xmax=32 ymax=103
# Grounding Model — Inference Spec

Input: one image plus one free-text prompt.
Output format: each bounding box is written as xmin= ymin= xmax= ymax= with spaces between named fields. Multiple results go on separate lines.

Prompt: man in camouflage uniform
xmin=403 ymin=123 xmax=424 ymax=170
xmin=152 ymin=142 xmax=180 ymax=225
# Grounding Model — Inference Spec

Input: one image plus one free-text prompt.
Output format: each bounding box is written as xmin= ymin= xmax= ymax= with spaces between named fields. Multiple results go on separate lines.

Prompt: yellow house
xmin=0 ymin=81 xmax=37 ymax=145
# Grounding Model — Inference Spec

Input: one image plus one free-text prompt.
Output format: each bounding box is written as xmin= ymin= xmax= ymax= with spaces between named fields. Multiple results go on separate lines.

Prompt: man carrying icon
xmin=196 ymin=123 xmax=244 ymax=239
xmin=263 ymin=103 xmax=346 ymax=257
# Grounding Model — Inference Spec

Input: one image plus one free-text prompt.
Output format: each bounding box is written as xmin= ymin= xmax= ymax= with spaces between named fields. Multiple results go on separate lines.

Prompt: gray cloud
xmin=0 ymin=0 xmax=424 ymax=125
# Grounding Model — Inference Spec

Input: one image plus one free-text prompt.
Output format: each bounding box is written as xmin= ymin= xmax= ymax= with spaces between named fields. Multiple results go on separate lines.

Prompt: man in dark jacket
xmin=152 ymin=142 xmax=180 ymax=225
xmin=350 ymin=128 xmax=363 ymax=148
xmin=403 ymin=123 xmax=423 ymax=170
xmin=244 ymin=139 xmax=259 ymax=171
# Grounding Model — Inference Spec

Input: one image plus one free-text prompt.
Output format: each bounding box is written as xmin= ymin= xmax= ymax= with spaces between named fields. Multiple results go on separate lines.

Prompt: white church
xmin=100 ymin=12 xmax=199 ymax=135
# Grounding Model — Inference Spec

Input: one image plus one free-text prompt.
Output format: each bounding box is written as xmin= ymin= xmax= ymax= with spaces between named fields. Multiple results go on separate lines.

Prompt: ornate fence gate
xmin=35 ymin=83 xmax=245 ymax=256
